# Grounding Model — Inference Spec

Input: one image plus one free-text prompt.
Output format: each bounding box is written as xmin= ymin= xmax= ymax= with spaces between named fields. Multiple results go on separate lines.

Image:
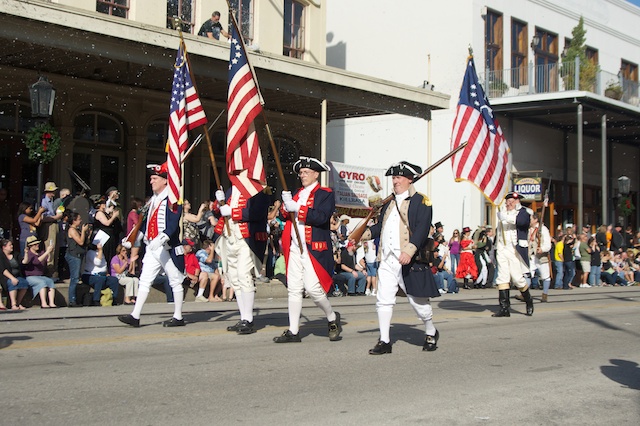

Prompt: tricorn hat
xmin=434 ymin=221 xmax=443 ymax=229
xmin=385 ymin=161 xmax=422 ymax=179
xmin=292 ymin=156 xmax=330 ymax=174
xmin=505 ymin=191 xmax=521 ymax=200
xmin=147 ymin=162 xmax=169 ymax=178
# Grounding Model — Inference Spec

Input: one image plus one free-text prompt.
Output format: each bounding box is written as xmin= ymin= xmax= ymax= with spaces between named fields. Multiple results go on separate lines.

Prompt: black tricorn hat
xmin=434 ymin=222 xmax=443 ymax=229
xmin=293 ymin=156 xmax=330 ymax=173
xmin=385 ymin=161 xmax=422 ymax=179
xmin=505 ymin=191 xmax=521 ymax=200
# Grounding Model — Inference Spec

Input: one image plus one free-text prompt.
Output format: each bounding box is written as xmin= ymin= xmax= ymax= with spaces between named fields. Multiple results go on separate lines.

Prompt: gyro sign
xmin=513 ymin=177 xmax=542 ymax=201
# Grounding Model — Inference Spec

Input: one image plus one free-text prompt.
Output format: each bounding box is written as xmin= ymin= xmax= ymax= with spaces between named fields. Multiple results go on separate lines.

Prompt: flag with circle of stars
xmin=450 ymin=56 xmax=511 ymax=206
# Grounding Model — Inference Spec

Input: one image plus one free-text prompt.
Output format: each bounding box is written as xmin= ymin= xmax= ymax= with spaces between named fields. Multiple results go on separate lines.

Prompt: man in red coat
xmin=273 ymin=156 xmax=342 ymax=343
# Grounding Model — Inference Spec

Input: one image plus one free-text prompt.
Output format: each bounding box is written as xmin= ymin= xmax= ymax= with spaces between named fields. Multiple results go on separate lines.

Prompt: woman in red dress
xmin=455 ymin=227 xmax=478 ymax=289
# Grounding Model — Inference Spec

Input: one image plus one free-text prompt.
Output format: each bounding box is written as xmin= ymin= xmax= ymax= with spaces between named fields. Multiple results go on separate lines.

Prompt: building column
xmin=577 ymin=103 xmax=583 ymax=231
xmin=601 ymin=114 xmax=607 ymax=226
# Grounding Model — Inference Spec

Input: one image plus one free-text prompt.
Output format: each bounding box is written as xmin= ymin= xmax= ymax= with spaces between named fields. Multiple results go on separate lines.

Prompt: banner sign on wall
xmin=328 ymin=161 xmax=387 ymax=217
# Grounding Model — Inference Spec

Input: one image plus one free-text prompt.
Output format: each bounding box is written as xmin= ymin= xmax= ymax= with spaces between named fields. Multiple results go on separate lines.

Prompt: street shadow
xmin=356 ymin=323 xmax=425 ymax=348
xmin=600 ymin=359 xmax=640 ymax=390
xmin=182 ymin=310 xmax=224 ymax=323
xmin=0 ymin=335 xmax=32 ymax=350
xmin=437 ymin=299 xmax=490 ymax=313
xmin=574 ymin=311 xmax=640 ymax=338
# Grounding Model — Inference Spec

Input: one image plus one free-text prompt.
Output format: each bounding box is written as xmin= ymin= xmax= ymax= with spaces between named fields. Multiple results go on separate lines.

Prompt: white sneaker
xmin=438 ymin=288 xmax=446 ymax=294
xmin=365 ymin=289 xmax=371 ymax=296
xmin=371 ymin=290 xmax=377 ymax=296
xmin=195 ymin=295 xmax=208 ymax=302
xmin=583 ymin=284 xmax=591 ymax=288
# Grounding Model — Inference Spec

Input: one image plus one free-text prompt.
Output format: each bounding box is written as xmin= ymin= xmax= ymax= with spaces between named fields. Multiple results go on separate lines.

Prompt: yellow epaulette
xmin=417 ymin=192 xmax=432 ymax=206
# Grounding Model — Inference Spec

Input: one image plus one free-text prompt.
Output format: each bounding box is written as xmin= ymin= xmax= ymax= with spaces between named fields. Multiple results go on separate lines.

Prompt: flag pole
xmin=172 ymin=17 xmax=231 ymax=235
xmin=226 ymin=6 xmax=304 ymax=252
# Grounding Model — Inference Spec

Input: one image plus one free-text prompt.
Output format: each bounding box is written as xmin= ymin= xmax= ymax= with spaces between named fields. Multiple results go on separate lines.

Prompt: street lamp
xmin=618 ymin=175 xmax=630 ymax=196
xmin=28 ymin=76 xmax=56 ymax=204
xmin=29 ymin=76 xmax=56 ymax=118
xmin=531 ymin=35 xmax=540 ymax=50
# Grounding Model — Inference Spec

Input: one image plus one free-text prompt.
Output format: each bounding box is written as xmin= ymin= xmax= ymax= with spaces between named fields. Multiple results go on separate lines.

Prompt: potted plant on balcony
xmin=488 ymin=79 xmax=509 ymax=98
xmin=605 ymin=80 xmax=623 ymax=100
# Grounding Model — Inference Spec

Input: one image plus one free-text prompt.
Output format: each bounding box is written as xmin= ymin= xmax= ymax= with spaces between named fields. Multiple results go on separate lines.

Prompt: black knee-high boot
xmin=492 ymin=289 xmax=511 ymax=317
xmin=522 ymin=289 xmax=534 ymax=316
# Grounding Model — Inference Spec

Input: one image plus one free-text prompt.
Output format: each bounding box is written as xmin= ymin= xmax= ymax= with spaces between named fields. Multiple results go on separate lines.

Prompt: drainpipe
xmin=577 ymin=103 xmax=583 ymax=231
xmin=601 ymin=114 xmax=607 ymax=225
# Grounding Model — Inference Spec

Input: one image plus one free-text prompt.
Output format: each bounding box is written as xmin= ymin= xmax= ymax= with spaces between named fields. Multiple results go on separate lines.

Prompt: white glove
xmin=281 ymin=191 xmax=292 ymax=204
xmin=284 ymin=200 xmax=299 ymax=213
xmin=148 ymin=233 xmax=169 ymax=251
xmin=215 ymin=190 xmax=226 ymax=203
xmin=121 ymin=238 xmax=132 ymax=250
xmin=219 ymin=204 xmax=232 ymax=217
xmin=497 ymin=211 xmax=506 ymax=222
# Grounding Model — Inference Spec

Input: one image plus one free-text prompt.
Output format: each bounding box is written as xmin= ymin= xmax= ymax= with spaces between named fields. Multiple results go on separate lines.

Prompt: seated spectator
xmin=22 ymin=236 xmax=57 ymax=308
xmin=195 ymin=239 xmax=222 ymax=302
xmin=1 ymin=239 xmax=29 ymax=309
xmin=181 ymin=239 xmax=204 ymax=301
xmin=337 ymin=241 xmax=366 ymax=295
xmin=152 ymin=273 xmax=174 ymax=304
xmin=600 ymin=251 xmax=627 ymax=286
xmin=111 ymin=244 xmax=139 ymax=305
xmin=612 ymin=253 xmax=631 ymax=285
xmin=433 ymin=236 xmax=458 ymax=294
xmin=82 ymin=243 xmax=119 ymax=306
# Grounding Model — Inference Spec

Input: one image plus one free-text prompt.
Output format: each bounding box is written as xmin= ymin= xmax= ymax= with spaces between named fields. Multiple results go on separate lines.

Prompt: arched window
xmin=73 ymin=111 xmax=124 ymax=146
xmin=146 ymin=120 xmax=168 ymax=151
xmin=0 ymin=101 xmax=36 ymax=134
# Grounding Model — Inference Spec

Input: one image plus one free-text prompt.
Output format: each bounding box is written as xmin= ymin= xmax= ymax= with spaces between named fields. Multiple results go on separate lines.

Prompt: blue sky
xmin=627 ymin=0 xmax=640 ymax=7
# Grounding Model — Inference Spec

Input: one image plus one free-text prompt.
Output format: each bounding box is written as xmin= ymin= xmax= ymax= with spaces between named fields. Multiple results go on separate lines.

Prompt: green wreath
xmin=24 ymin=123 xmax=61 ymax=164
xmin=618 ymin=195 xmax=635 ymax=217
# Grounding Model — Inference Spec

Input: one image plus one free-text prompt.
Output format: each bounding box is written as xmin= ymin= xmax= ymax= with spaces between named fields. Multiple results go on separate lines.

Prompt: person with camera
xmin=65 ymin=212 xmax=89 ymax=307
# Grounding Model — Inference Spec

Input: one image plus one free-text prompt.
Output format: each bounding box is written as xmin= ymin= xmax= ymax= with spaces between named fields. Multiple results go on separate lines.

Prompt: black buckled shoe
xmin=118 ymin=314 xmax=140 ymax=328
xmin=227 ymin=320 xmax=243 ymax=332
xmin=237 ymin=320 xmax=256 ymax=335
xmin=163 ymin=317 xmax=185 ymax=327
xmin=328 ymin=312 xmax=342 ymax=341
xmin=423 ymin=330 xmax=440 ymax=352
xmin=273 ymin=330 xmax=301 ymax=343
xmin=68 ymin=301 xmax=83 ymax=308
xmin=369 ymin=340 xmax=392 ymax=355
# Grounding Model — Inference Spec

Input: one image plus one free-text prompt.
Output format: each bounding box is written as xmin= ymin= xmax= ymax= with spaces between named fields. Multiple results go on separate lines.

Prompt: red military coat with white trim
xmin=281 ymin=185 xmax=335 ymax=292
xmin=213 ymin=190 xmax=270 ymax=259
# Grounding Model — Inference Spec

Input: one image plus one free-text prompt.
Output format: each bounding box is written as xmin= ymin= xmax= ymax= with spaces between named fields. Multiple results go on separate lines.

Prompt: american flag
xmin=167 ymin=44 xmax=208 ymax=206
xmin=451 ymin=57 xmax=511 ymax=205
xmin=226 ymin=22 xmax=266 ymax=199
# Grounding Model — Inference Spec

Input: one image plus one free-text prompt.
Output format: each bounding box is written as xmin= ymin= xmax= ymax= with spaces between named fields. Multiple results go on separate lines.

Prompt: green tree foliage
xmin=562 ymin=17 xmax=599 ymax=92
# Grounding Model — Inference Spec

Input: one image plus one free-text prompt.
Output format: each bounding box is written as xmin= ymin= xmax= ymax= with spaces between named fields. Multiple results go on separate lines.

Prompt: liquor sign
xmin=513 ymin=177 xmax=542 ymax=201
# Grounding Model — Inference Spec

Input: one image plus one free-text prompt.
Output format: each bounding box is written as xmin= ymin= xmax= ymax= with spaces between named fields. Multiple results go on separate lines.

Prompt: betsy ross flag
xmin=451 ymin=56 xmax=510 ymax=205
xmin=226 ymin=21 xmax=266 ymax=199
xmin=167 ymin=44 xmax=207 ymax=206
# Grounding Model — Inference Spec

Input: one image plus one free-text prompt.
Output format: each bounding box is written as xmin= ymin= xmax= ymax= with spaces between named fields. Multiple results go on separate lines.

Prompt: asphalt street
xmin=1 ymin=287 xmax=639 ymax=425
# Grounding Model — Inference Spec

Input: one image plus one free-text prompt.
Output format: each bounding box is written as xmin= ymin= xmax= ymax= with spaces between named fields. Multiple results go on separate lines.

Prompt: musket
xmin=350 ymin=141 xmax=468 ymax=243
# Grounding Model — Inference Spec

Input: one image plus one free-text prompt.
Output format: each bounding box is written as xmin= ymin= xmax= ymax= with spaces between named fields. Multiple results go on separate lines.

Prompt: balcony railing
xmin=479 ymin=59 xmax=640 ymax=108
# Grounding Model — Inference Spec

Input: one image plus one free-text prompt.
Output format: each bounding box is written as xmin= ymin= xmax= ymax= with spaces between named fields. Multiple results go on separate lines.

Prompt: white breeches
xmin=496 ymin=247 xmax=528 ymax=290
xmin=529 ymin=256 xmax=551 ymax=281
xmin=222 ymin=237 xmax=257 ymax=294
xmin=286 ymin=248 xmax=327 ymax=303
xmin=139 ymin=247 xmax=184 ymax=291
xmin=376 ymin=255 xmax=433 ymax=322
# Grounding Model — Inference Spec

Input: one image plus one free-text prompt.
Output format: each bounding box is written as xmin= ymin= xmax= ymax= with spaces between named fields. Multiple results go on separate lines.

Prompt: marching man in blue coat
xmin=118 ymin=163 xmax=186 ymax=327
xmin=360 ymin=161 xmax=441 ymax=355
xmin=273 ymin=156 xmax=342 ymax=343
xmin=213 ymin=185 xmax=269 ymax=335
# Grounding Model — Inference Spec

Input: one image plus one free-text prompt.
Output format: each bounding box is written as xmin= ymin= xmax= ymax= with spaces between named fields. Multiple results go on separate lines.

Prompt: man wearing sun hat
xmin=118 ymin=162 xmax=186 ymax=328
xmin=273 ymin=156 xmax=342 ymax=343
xmin=40 ymin=181 xmax=63 ymax=277
xmin=493 ymin=191 xmax=533 ymax=317
xmin=359 ymin=160 xmax=441 ymax=355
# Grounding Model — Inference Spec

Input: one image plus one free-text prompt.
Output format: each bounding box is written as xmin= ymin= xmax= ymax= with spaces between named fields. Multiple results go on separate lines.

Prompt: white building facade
xmin=326 ymin=0 xmax=640 ymax=234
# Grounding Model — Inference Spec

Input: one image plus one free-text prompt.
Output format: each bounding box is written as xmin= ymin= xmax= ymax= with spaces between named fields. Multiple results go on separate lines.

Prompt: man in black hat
xmin=118 ymin=163 xmax=186 ymax=327
xmin=493 ymin=191 xmax=533 ymax=317
xmin=434 ymin=222 xmax=444 ymax=236
xmin=360 ymin=161 xmax=441 ymax=355
xmin=273 ymin=156 xmax=342 ymax=343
